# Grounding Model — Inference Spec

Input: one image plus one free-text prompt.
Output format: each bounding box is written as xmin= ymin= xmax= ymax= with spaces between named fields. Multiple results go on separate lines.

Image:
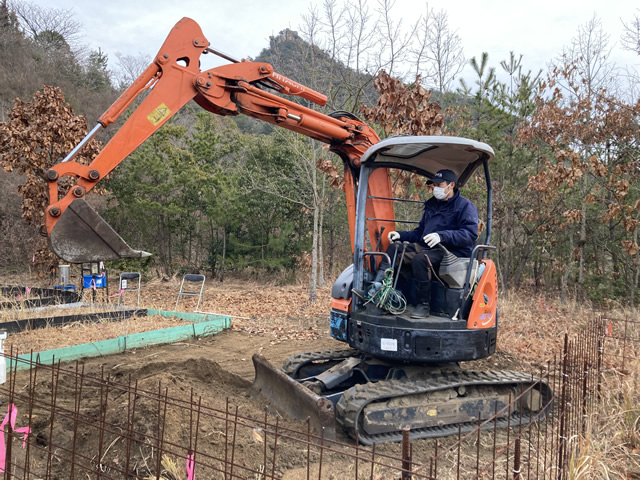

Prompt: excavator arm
xmin=44 ymin=17 xmax=395 ymax=263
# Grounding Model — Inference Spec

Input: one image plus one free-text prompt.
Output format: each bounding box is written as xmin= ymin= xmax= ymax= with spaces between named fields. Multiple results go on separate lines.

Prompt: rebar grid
xmin=0 ymin=316 xmax=622 ymax=479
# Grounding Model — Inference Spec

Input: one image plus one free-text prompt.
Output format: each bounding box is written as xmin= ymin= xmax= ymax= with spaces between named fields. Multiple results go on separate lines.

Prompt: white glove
xmin=388 ymin=231 xmax=400 ymax=242
xmin=423 ymin=233 xmax=441 ymax=248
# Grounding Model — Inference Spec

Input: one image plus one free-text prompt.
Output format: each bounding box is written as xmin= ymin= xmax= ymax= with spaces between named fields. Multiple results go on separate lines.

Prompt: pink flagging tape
xmin=186 ymin=453 xmax=195 ymax=480
xmin=0 ymin=404 xmax=30 ymax=472
xmin=108 ymin=289 xmax=124 ymax=299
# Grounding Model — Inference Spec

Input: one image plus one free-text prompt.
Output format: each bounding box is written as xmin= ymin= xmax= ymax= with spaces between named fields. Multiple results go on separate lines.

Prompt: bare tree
xmin=412 ymin=6 xmax=465 ymax=93
xmin=375 ymin=0 xmax=418 ymax=78
xmin=114 ymin=52 xmax=152 ymax=89
xmin=8 ymin=0 xmax=84 ymax=56
xmin=621 ymin=9 xmax=640 ymax=54
xmin=551 ymin=14 xmax=617 ymax=100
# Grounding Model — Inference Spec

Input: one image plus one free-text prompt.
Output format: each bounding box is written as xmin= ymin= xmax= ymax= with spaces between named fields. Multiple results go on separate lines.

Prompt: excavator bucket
xmin=49 ymin=198 xmax=151 ymax=263
xmin=251 ymin=355 xmax=336 ymax=439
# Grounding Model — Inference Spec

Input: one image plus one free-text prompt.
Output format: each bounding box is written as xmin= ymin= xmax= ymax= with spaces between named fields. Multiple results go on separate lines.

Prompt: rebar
xmin=0 ymin=316 xmax=631 ymax=479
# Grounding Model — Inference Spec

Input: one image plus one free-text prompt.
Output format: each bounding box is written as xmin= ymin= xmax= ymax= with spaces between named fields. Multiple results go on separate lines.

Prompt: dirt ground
xmin=1 ymin=277 xmax=544 ymax=478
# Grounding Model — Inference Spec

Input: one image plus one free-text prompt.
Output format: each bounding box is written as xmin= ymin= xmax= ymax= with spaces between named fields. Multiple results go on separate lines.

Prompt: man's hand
xmin=423 ymin=233 xmax=441 ymax=248
xmin=388 ymin=231 xmax=400 ymax=242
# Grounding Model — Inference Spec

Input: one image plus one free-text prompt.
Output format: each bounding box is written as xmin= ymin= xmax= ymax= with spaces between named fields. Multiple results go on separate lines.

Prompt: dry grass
xmin=496 ymin=289 xmax=600 ymax=366
xmin=567 ymin=362 xmax=640 ymax=479
xmin=1 ymin=276 xmax=639 ymax=476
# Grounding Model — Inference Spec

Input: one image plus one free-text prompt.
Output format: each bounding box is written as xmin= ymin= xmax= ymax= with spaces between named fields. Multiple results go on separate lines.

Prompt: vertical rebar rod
xmin=401 ymin=427 xmax=411 ymax=479
xmin=456 ymin=425 xmax=461 ymax=480
xmin=306 ymin=417 xmax=311 ymax=480
xmin=224 ymin=398 xmax=229 ymax=480
xmin=124 ymin=377 xmax=138 ymax=478
xmin=317 ymin=427 xmax=325 ymax=480
xmin=271 ymin=416 xmax=280 ymax=480
xmin=433 ymin=439 xmax=437 ymax=478
xmin=369 ymin=443 xmax=376 ymax=480
xmin=98 ymin=370 xmax=112 ymax=479
xmin=264 ymin=410 xmax=269 ymax=480
xmin=69 ymin=362 xmax=86 ymax=479
xmin=23 ymin=353 xmax=38 ymax=479
xmin=158 ymin=387 xmax=169 ymax=477
xmin=154 ymin=382 xmax=163 ymax=480
xmin=492 ymin=400 xmax=498 ymax=480
xmin=505 ymin=395 xmax=512 ymax=479
xmin=536 ymin=367 xmax=544 ymax=480
xmin=596 ymin=337 xmax=603 ymax=395
xmin=188 ymin=388 xmax=195 ymax=459
xmin=354 ymin=428 xmax=359 ymax=480
xmin=4 ymin=351 xmax=15 ymax=480
xmin=476 ymin=412 xmax=482 ymax=476
xmin=513 ymin=438 xmax=521 ymax=479
xmin=557 ymin=335 xmax=569 ymax=480
xmin=45 ymin=360 xmax=61 ymax=479
xmin=229 ymin=406 xmax=239 ymax=479
xmin=191 ymin=396 xmax=202 ymax=478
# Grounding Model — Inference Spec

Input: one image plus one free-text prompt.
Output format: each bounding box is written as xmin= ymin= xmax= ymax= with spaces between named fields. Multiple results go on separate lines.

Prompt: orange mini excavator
xmin=43 ymin=18 xmax=552 ymax=444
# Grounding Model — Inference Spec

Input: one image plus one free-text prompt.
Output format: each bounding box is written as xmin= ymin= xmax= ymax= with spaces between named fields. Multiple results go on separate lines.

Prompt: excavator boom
xmin=44 ymin=17 xmax=390 ymax=263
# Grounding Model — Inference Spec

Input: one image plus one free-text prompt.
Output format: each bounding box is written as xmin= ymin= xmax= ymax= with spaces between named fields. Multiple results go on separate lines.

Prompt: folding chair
xmin=117 ymin=272 xmax=142 ymax=307
xmin=175 ymin=274 xmax=206 ymax=311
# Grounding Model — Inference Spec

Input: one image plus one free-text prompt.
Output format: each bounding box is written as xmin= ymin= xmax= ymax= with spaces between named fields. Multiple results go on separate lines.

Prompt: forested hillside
xmin=1 ymin=0 xmax=639 ymax=305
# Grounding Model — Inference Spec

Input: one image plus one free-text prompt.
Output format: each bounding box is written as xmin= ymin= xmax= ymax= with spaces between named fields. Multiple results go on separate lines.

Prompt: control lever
xmin=393 ymin=241 xmax=410 ymax=290
xmin=371 ymin=226 xmax=386 ymax=274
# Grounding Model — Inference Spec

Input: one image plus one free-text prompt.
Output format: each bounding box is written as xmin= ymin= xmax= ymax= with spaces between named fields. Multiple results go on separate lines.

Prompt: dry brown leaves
xmin=0 ymin=85 xmax=102 ymax=226
xmin=359 ymin=70 xmax=446 ymax=137
xmin=128 ymin=278 xmax=333 ymax=345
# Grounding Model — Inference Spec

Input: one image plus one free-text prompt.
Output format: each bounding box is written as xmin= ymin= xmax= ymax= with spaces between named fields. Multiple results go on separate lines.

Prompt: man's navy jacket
xmin=397 ymin=190 xmax=479 ymax=258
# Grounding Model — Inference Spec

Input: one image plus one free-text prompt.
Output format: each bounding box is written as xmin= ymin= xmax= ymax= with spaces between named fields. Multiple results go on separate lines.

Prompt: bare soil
xmin=1 ymin=277 xmax=544 ymax=478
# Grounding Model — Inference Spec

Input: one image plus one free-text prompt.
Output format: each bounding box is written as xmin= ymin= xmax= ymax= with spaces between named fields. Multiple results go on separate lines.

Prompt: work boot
xmin=410 ymin=280 xmax=431 ymax=319
xmin=411 ymin=302 xmax=430 ymax=319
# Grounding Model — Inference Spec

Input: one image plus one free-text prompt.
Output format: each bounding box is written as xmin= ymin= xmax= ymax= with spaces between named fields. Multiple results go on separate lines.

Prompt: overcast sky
xmin=30 ymin=0 xmax=640 ymax=86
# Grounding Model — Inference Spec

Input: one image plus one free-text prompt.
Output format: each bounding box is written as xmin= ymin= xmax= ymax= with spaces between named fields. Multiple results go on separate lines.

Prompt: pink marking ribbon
xmin=186 ymin=453 xmax=195 ymax=480
xmin=108 ymin=289 xmax=124 ymax=299
xmin=0 ymin=404 xmax=30 ymax=472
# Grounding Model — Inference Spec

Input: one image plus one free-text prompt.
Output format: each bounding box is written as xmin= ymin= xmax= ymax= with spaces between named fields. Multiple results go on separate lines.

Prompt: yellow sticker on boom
xmin=147 ymin=103 xmax=171 ymax=126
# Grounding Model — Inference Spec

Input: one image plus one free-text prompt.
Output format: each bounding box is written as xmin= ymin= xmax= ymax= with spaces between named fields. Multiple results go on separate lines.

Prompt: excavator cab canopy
xmin=360 ymin=135 xmax=494 ymax=187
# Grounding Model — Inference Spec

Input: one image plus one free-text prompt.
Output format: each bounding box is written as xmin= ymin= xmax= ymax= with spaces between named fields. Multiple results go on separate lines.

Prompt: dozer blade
xmin=251 ymin=354 xmax=336 ymax=439
xmin=49 ymin=198 xmax=151 ymax=263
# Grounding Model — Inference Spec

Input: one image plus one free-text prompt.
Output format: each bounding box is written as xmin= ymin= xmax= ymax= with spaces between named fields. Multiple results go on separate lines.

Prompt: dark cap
xmin=427 ymin=169 xmax=457 ymax=185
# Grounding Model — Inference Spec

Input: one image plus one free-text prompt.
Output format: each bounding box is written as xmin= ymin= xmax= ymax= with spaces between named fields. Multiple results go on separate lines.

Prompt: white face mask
xmin=433 ymin=184 xmax=450 ymax=200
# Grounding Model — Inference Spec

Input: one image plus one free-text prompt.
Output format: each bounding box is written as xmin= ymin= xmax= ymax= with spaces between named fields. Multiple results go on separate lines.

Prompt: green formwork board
xmin=9 ymin=309 xmax=231 ymax=371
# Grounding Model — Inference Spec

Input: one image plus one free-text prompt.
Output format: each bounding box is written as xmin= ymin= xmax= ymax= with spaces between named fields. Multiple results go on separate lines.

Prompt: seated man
xmin=377 ymin=169 xmax=479 ymax=318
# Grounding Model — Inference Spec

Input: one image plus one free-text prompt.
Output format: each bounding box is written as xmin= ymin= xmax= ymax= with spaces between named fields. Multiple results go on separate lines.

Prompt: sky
xmin=28 ymin=0 xmax=640 ymax=86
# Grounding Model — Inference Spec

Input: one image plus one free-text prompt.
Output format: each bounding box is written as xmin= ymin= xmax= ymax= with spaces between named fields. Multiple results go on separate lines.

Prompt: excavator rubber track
xmin=275 ymin=349 xmax=553 ymax=445
xmin=336 ymin=369 xmax=553 ymax=445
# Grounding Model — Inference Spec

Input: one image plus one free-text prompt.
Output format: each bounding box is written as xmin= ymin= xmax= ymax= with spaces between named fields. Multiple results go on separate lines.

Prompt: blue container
xmin=83 ymin=274 xmax=106 ymax=289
